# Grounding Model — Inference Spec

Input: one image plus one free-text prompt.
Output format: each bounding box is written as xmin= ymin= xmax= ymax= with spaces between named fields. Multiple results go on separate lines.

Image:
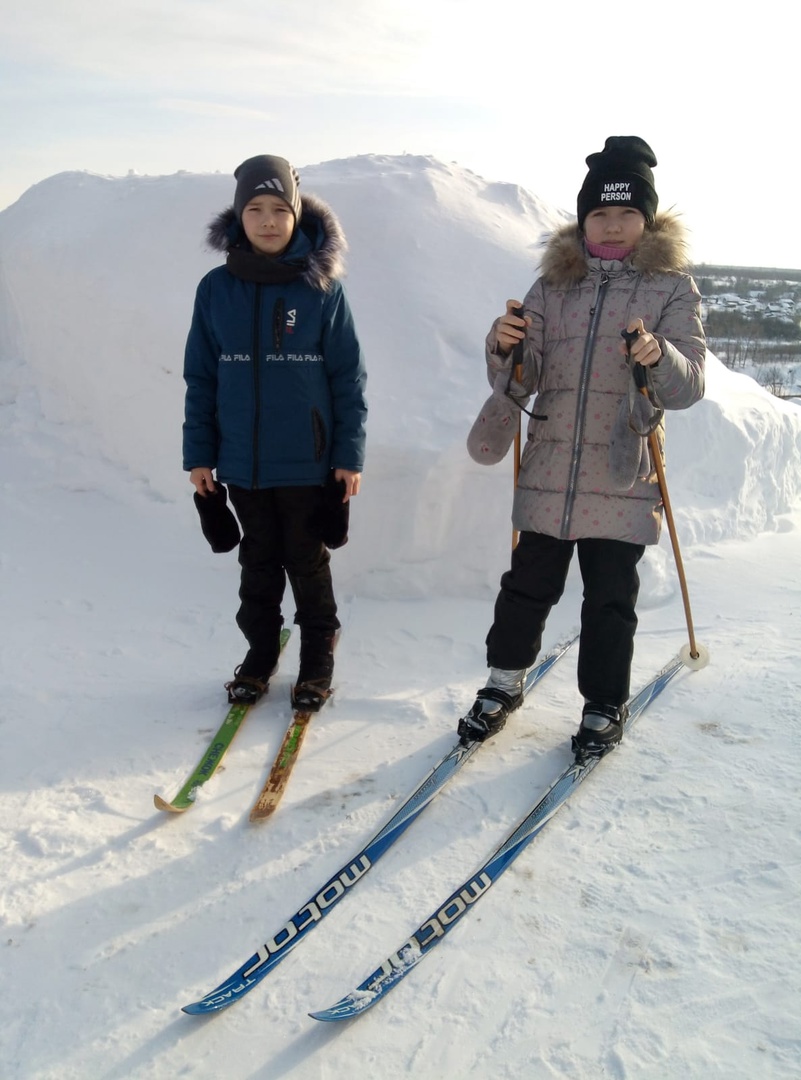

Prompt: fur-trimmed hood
xmin=540 ymin=210 xmax=692 ymax=290
xmin=206 ymin=191 xmax=347 ymax=292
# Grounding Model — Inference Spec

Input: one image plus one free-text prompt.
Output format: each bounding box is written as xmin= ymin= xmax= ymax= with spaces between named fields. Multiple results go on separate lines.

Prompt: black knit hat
xmin=577 ymin=136 xmax=658 ymax=230
xmin=233 ymin=155 xmax=302 ymax=224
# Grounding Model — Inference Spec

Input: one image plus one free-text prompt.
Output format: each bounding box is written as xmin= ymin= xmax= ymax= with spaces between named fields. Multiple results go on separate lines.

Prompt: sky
xmin=2 ymin=0 xmax=799 ymax=270
xmin=1 ymin=156 xmax=800 ymax=1080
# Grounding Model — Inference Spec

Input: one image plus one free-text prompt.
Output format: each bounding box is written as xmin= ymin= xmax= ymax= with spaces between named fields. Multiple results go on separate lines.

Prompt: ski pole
xmin=511 ymin=305 xmax=525 ymax=550
xmin=622 ymin=329 xmax=705 ymax=665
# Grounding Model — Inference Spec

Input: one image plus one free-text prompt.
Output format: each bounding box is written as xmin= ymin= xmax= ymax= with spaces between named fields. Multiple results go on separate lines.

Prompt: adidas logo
xmin=254 ymin=178 xmax=285 ymax=194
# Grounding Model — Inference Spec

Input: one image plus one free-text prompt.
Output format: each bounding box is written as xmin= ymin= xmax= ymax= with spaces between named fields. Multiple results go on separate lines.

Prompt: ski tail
xmin=523 ymin=631 xmax=578 ymax=694
xmin=309 ymin=652 xmax=688 ymax=1022
xmin=624 ymin=654 xmax=684 ymax=729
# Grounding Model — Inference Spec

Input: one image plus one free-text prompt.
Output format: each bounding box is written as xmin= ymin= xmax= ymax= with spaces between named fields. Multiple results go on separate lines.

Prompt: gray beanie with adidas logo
xmin=233 ymin=155 xmax=302 ymax=224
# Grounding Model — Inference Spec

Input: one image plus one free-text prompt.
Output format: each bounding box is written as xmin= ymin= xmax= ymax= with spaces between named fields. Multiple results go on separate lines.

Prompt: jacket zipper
xmin=560 ymin=272 xmax=609 ymax=538
xmin=250 ymin=285 xmax=263 ymax=489
xmin=272 ymin=298 xmax=285 ymax=351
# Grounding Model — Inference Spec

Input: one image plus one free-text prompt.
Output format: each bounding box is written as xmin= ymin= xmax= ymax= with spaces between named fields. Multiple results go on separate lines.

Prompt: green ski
xmin=155 ymin=628 xmax=291 ymax=813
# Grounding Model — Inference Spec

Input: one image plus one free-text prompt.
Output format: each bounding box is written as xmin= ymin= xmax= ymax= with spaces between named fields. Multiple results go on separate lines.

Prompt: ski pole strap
xmin=621 ymin=327 xmax=662 ymax=433
xmin=505 ymin=305 xmax=547 ymax=422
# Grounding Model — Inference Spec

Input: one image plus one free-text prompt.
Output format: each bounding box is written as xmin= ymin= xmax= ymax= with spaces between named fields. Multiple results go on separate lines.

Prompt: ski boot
xmin=225 ymin=644 xmax=280 ymax=705
xmin=292 ymin=629 xmax=338 ymax=712
xmin=457 ymin=668 xmax=525 ymax=744
xmin=571 ymin=701 xmax=627 ymax=758
xmin=291 ymin=679 xmax=332 ymax=712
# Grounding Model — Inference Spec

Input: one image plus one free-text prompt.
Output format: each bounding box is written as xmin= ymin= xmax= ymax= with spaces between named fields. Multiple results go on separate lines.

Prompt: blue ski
xmin=310 ymin=654 xmax=688 ymax=1022
xmin=181 ymin=634 xmax=577 ymax=1015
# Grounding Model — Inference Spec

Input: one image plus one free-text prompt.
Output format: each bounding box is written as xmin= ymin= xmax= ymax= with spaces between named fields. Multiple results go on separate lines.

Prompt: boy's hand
xmin=189 ymin=467 xmax=216 ymax=495
xmin=494 ymin=299 xmax=531 ymax=356
xmin=622 ymin=318 xmax=661 ymax=367
xmin=334 ymin=469 xmax=361 ymax=501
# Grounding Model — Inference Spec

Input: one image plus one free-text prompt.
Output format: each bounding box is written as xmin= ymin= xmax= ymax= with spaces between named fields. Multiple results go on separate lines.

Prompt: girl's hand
xmin=494 ymin=299 xmax=532 ymax=356
xmin=622 ymin=318 xmax=662 ymax=367
xmin=334 ymin=469 xmax=361 ymax=501
xmin=189 ymin=467 xmax=216 ymax=495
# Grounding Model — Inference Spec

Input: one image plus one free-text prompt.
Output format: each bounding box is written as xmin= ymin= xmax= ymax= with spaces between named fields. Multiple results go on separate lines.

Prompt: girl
xmin=461 ymin=136 xmax=705 ymax=755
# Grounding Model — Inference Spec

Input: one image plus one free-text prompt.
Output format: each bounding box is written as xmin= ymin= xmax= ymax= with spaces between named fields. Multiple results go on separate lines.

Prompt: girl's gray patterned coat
xmin=469 ymin=211 xmax=705 ymax=545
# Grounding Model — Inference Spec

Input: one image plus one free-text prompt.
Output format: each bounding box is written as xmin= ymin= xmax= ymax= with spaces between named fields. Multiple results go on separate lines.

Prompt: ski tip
xmin=154 ymin=794 xmax=187 ymax=813
xmin=182 ymin=999 xmax=222 ymax=1016
xmin=182 ymin=989 xmax=242 ymax=1016
xmin=308 ymin=993 xmax=374 ymax=1023
xmin=308 ymin=1008 xmax=342 ymax=1023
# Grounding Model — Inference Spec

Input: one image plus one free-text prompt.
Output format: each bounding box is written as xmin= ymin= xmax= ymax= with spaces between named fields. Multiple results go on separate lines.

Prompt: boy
xmin=183 ymin=155 xmax=367 ymax=711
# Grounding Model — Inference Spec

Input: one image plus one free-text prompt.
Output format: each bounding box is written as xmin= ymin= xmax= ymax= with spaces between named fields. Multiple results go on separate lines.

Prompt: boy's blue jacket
xmin=183 ymin=192 xmax=367 ymax=489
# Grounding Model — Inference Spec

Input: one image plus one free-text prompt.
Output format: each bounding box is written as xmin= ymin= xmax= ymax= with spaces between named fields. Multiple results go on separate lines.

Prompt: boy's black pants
xmin=486 ymin=531 xmax=644 ymax=707
xmin=228 ymin=485 xmax=340 ymax=660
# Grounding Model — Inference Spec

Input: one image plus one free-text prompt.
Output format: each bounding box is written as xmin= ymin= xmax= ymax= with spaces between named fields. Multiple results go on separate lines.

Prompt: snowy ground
xmin=1 ymin=157 xmax=801 ymax=1079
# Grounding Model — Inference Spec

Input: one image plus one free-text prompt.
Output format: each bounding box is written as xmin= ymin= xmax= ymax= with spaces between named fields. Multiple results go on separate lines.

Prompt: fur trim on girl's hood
xmin=206 ymin=191 xmax=347 ymax=292
xmin=540 ymin=210 xmax=692 ymax=290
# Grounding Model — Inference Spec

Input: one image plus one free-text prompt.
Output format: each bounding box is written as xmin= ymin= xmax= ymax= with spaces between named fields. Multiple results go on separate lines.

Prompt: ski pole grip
xmin=511 ymin=305 xmax=526 ymax=367
xmin=621 ymin=328 xmax=647 ymax=390
xmin=632 ymin=362 xmax=648 ymax=390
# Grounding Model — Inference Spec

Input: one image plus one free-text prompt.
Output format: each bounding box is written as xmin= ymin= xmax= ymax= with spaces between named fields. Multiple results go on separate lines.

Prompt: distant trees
xmin=757 ymin=365 xmax=788 ymax=396
xmin=703 ymin=310 xmax=759 ymax=367
xmin=697 ymin=271 xmax=801 ymax=382
xmin=760 ymin=317 xmax=801 ymax=341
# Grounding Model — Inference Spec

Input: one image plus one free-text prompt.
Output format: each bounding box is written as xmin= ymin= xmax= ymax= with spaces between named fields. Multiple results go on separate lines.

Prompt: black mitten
xmin=194 ymin=481 xmax=241 ymax=553
xmin=309 ymin=472 xmax=350 ymax=549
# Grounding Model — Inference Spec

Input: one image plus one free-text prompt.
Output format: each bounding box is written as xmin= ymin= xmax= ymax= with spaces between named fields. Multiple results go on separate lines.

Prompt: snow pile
xmin=2 ymin=155 xmax=800 ymax=599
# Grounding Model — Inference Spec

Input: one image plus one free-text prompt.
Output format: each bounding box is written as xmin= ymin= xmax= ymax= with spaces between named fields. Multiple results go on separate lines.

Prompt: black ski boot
xmin=457 ymin=668 xmax=525 ymax=744
xmin=225 ymin=643 xmax=280 ymax=705
xmin=571 ymin=702 xmax=627 ymax=758
xmin=292 ymin=629 xmax=338 ymax=712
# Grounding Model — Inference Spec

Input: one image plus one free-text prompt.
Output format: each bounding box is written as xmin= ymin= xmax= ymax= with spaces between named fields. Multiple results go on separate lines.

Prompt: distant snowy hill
xmin=1 ymin=154 xmax=800 ymax=597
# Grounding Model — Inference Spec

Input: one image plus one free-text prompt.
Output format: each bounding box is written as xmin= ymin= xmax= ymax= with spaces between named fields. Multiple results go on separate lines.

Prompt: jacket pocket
xmin=311 ymin=407 xmax=328 ymax=461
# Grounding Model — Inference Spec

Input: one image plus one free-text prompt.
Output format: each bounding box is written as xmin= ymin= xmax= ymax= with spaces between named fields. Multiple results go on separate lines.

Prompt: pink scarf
xmin=585 ymin=240 xmax=635 ymax=261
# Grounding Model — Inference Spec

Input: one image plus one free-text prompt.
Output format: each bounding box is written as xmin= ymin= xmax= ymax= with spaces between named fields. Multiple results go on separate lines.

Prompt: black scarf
xmin=226 ymin=247 xmax=305 ymax=285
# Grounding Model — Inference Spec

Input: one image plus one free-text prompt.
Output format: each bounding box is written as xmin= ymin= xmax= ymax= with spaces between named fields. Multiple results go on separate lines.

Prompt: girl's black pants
xmin=486 ymin=531 xmax=645 ymax=707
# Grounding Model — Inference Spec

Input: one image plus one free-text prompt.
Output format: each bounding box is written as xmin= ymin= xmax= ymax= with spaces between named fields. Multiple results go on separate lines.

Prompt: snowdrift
xmin=1 ymin=154 xmax=799 ymax=598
